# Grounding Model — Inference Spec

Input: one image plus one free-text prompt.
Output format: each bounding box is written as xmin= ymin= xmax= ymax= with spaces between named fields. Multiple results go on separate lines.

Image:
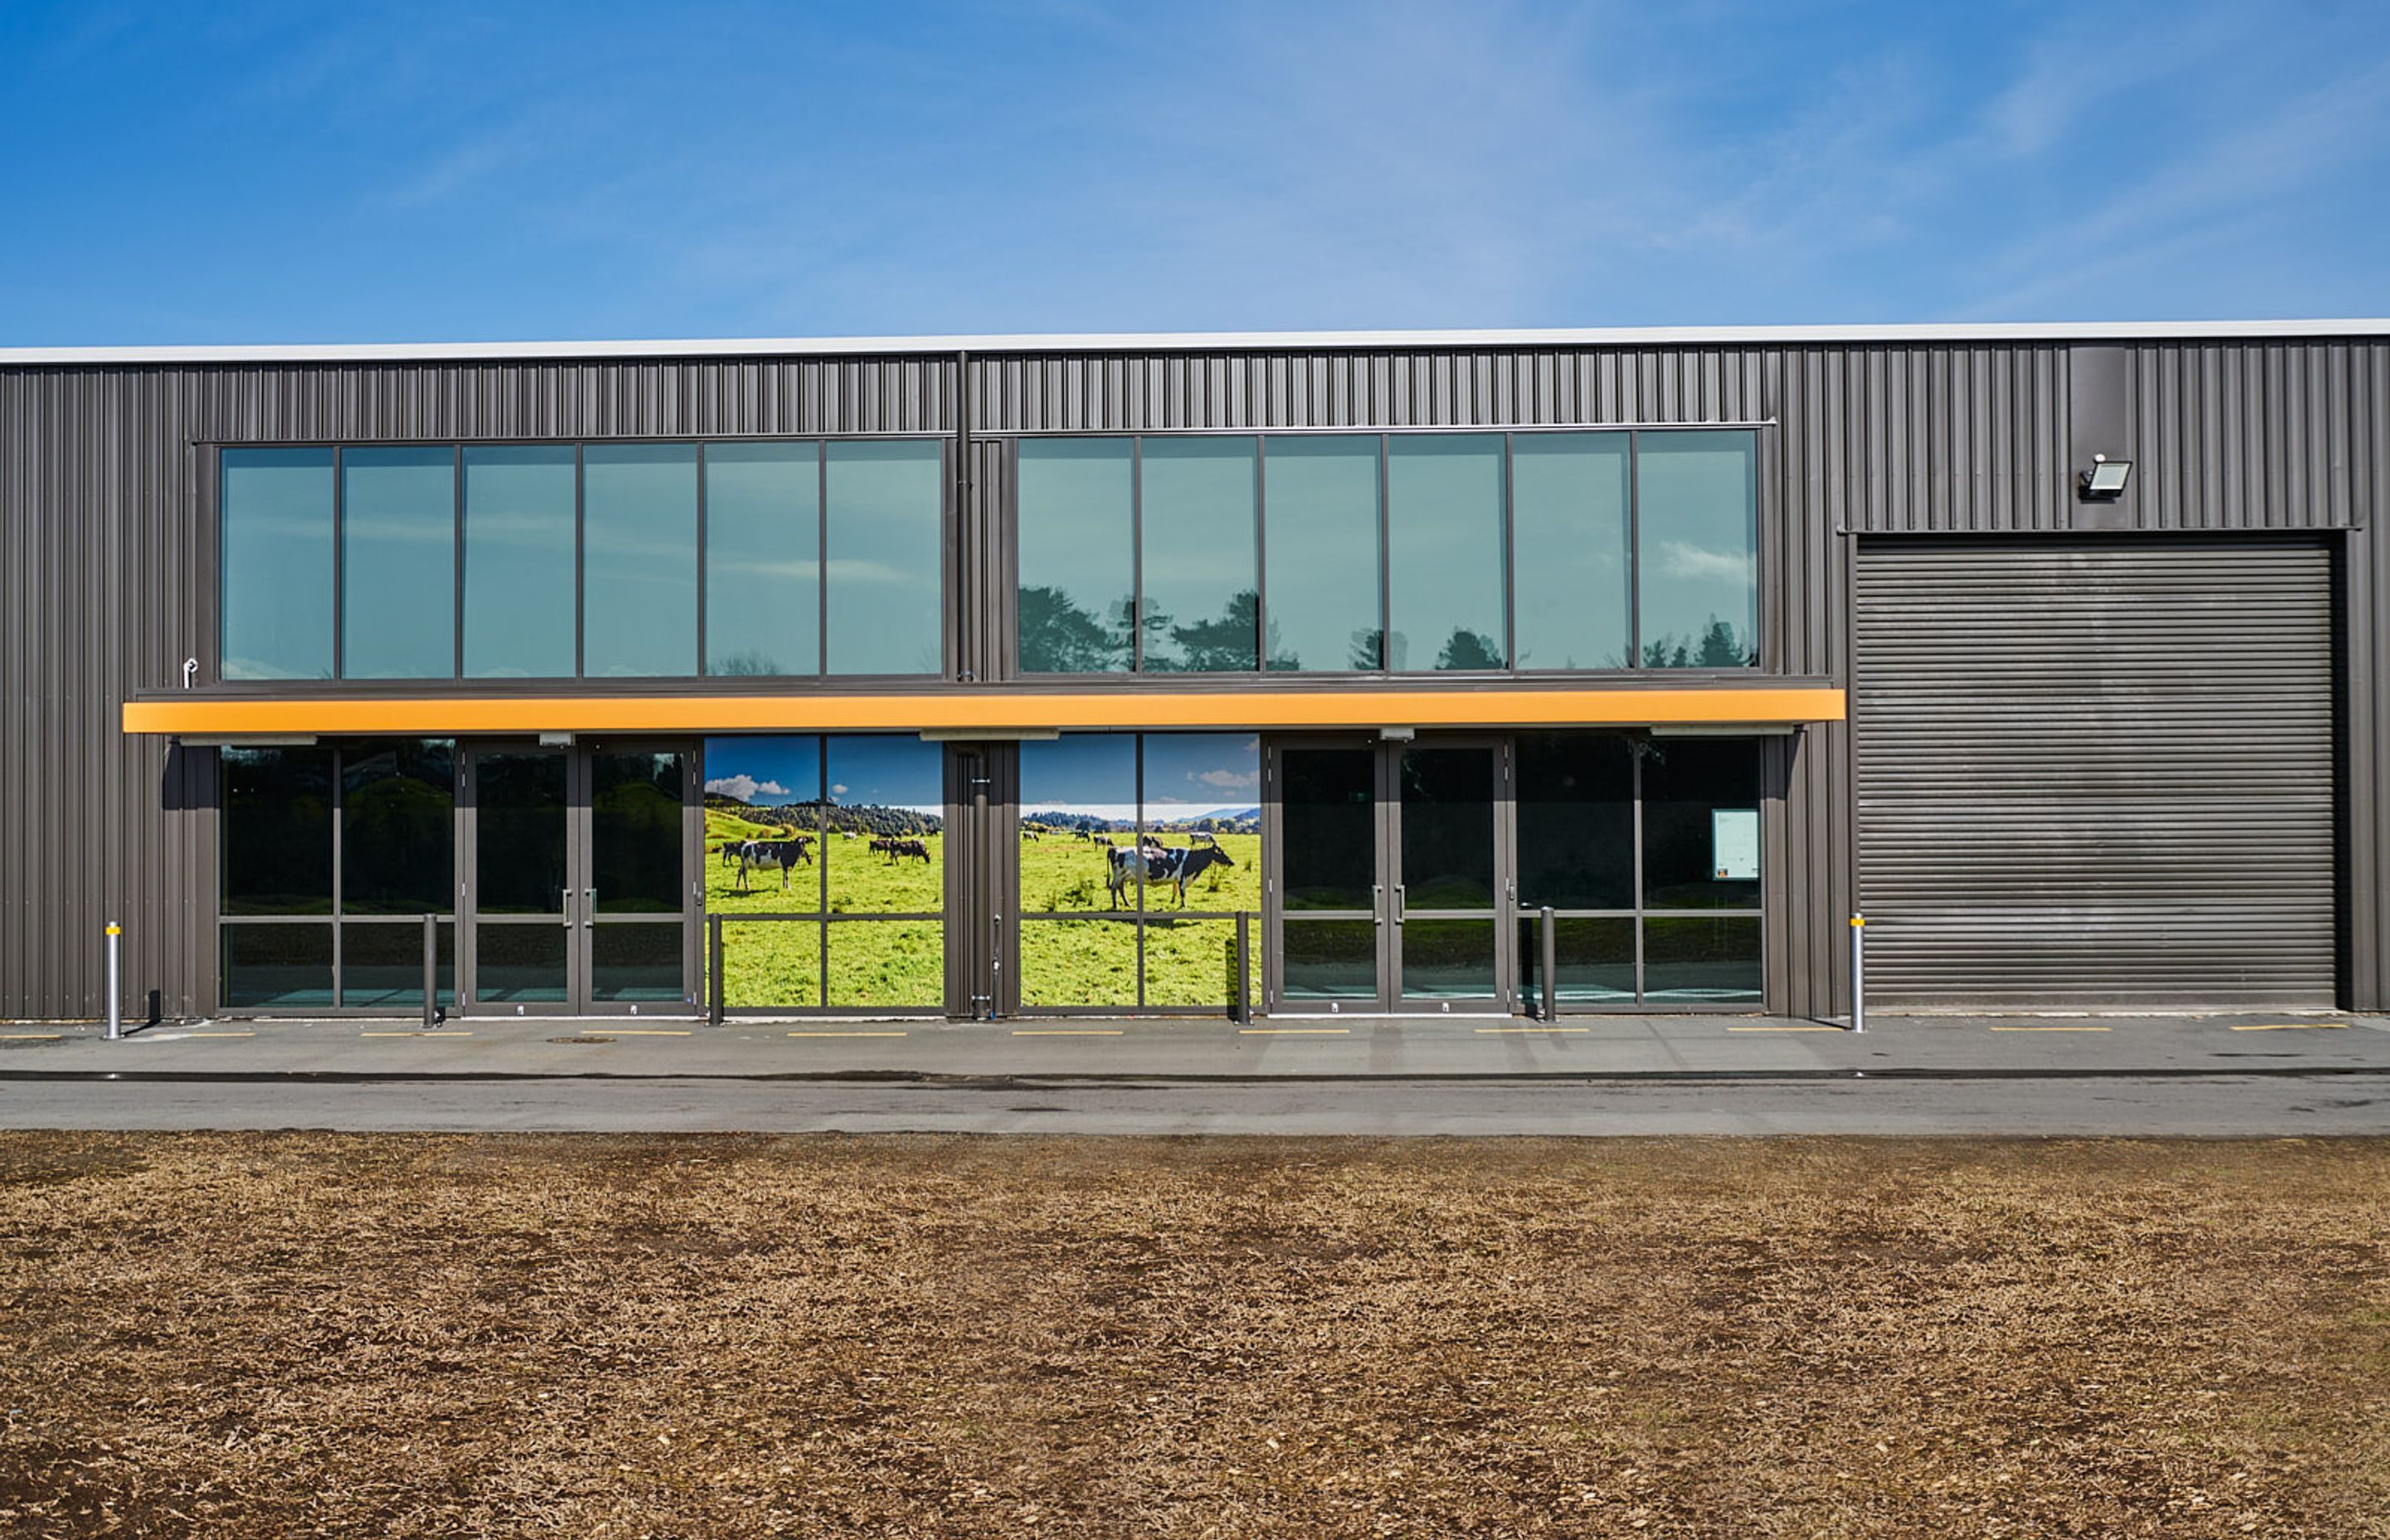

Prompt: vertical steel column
xmin=422 ymin=914 xmax=437 ymax=1031
xmin=1539 ymin=907 xmax=1557 ymax=1023
xmin=1850 ymin=914 xmax=1866 ymax=1033
xmin=105 ymin=922 xmax=122 ymax=1040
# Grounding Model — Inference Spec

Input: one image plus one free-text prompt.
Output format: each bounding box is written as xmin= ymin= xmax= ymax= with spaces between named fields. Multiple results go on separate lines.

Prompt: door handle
xmin=1395 ymin=885 xmax=1406 ymax=923
xmin=583 ymin=888 xmax=596 ymax=929
xmin=560 ymin=888 xmax=572 ymax=928
xmin=1373 ymin=884 xmax=1383 ymax=925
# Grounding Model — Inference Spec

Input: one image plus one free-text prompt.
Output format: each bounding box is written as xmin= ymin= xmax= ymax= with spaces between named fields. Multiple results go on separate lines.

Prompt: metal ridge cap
xmin=4 ymin=319 xmax=2389 ymax=365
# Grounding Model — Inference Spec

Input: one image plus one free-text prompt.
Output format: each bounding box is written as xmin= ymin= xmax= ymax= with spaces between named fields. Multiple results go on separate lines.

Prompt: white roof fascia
xmin=1 ymin=319 xmax=2385 ymax=366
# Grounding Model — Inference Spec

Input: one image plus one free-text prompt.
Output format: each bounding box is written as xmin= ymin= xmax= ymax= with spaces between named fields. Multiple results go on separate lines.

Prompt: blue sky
xmin=4 ymin=1 xmax=2386 ymax=344
xmin=704 ymin=735 xmax=944 ymax=811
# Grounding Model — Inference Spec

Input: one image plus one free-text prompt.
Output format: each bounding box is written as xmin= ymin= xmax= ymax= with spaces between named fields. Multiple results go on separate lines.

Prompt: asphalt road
xmin=7 ymin=1071 xmax=2388 ymax=1135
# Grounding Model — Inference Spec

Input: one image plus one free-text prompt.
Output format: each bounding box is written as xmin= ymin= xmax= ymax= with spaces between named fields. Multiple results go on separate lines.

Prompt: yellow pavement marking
xmin=1012 ymin=1029 xmax=1125 ymax=1036
xmin=598 ymin=1029 xmax=691 ymax=1036
xmin=788 ymin=1031 xmax=909 ymax=1038
xmin=1240 ymin=1028 xmax=1350 ymax=1035
xmin=1728 ymin=1026 xmax=1842 ymax=1032
xmin=1475 ymin=1026 xmax=1590 ymax=1034
xmin=359 ymin=1031 xmax=475 ymax=1038
xmin=1989 ymin=1026 xmax=2110 ymax=1032
xmin=2231 ymin=1021 xmax=2349 ymax=1031
xmin=0 ymin=1033 xmax=61 ymax=1040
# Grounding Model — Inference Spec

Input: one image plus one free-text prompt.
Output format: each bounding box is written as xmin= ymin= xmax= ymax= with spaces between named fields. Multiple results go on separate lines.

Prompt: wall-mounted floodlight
xmin=2080 ymin=454 xmax=2133 ymax=498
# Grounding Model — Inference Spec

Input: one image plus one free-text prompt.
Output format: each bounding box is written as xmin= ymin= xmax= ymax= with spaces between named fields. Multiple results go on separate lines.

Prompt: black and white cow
xmin=1104 ymin=842 xmax=1234 ymax=908
xmin=735 ymin=836 xmax=812 ymax=892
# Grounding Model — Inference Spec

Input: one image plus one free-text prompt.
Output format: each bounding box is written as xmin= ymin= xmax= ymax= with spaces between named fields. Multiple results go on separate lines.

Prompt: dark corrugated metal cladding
xmin=2128 ymin=343 xmax=2377 ymax=530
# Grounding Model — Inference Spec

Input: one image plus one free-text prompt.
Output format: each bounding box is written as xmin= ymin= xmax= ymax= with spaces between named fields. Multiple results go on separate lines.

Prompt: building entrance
xmin=459 ymin=743 xmax=700 ymax=1016
xmin=1266 ymin=738 xmax=1517 ymax=1014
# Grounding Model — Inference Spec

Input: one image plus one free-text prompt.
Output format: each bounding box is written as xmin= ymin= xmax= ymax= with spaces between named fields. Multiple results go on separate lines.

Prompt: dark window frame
xmin=1002 ymin=423 xmax=1769 ymax=681
xmin=204 ymin=433 xmax=954 ymax=689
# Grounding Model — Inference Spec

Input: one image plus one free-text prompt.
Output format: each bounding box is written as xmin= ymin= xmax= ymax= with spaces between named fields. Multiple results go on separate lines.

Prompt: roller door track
xmin=1855 ymin=538 xmax=2338 ymax=1010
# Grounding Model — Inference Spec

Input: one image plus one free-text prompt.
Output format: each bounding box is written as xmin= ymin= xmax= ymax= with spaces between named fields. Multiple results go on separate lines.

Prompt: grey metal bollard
xmin=422 ymin=914 xmax=439 ymax=1030
xmin=1539 ymin=906 xmax=1558 ymax=1024
xmin=709 ymin=915 xmax=726 ymax=1026
xmin=1850 ymin=914 xmax=1866 ymax=1033
xmin=988 ymin=914 xmax=1003 ymax=1021
xmin=1232 ymin=911 xmax=1251 ymax=1023
xmin=105 ymin=922 xmax=122 ymax=1040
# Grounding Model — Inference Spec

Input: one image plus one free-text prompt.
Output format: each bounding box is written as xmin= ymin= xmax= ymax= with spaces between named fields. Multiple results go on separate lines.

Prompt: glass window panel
xmin=1514 ymin=733 xmax=1634 ymax=911
xmin=827 ymin=919 xmax=944 ymax=1009
xmin=1140 ymin=438 xmax=1258 ymax=672
xmin=826 ymin=440 xmax=942 ymax=675
xmin=824 ymin=737 xmax=944 ymax=913
xmin=220 ymin=448 xmax=334 ymax=680
xmin=705 ymin=441 xmax=819 ymax=677
xmin=583 ymin=443 xmax=697 ymax=677
xmin=472 ymin=752 xmax=568 ymax=914
xmin=1397 ymin=746 xmax=1496 ymax=909
xmin=1280 ymin=747 xmax=1376 ymax=910
xmin=1144 ymin=919 xmax=1238 ymax=1008
xmin=463 ymin=446 xmax=576 ymax=678
xmin=341 ymin=446 xmax=456 ymax=679
xmin=1642 ymin=916 xmax=1762 ymax=1002
xmin=1517 ymin=916 xmax=1636 ymax=1003
xmin=704 ymin=736 xmax=823 ymax=912
xmin=473 ymin=924 xmax=568 ymax=1001
xmin=341 ymin=739 xmax=455 ymax=914
xmin=1019 ymin=919 xmax=1139 ymax=1007
xmin=339 ymin=921 xmax=454 ymax=1008
xmin=222 ymin=924 xmax=333 ymax=1008
xmin=1017 ymin=438 xmax=1134 ymax=673
xmin=1139 ymin=733 xmax=1261 ymax=912
xmin=1400 ymin=918 xmax=1498 ymax=1000
xmin=1021 ymin=735 xmax=1138 ymax=912
xmin=1511 ymin=433 xmax=1629 ymax=670
xmin=719 ymin=918 xmax=822 ymax=1010
xmin=590 ymin=751 xmax=685 ymax=914
xmin=1641 ymin=738 xmax=1763 ymax=909
xmin=222 ymin=747 xmax=333 ymax=915
xmin=1386 ymin=435 xmax=1505 ymax=670
xmin=591 ymin=924 xmax=687 ymax=1001
xmin=1261 ymin=436 xmax=1382 ymax=670
xmin=1281 ymin=919 xmax=1378 ymax=1000
xmin=1638 ymin=431 xmax=1758 ymax=669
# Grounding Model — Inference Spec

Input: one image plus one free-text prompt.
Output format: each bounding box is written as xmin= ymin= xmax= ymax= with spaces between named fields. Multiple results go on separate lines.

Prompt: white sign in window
xmin=1711 ymin=808 xmax=1759 ymax=881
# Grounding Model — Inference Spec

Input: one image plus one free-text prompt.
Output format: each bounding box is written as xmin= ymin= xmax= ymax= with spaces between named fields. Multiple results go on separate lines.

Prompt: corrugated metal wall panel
xmin=1856 ymin=538 xmax=2336 ymax=1009
xmin=2 ymin=339 xmax=2383 ymax=1019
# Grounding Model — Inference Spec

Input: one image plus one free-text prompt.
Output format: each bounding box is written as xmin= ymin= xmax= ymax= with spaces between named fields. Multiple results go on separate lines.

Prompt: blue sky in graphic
xmin=1022 ymin=734 xmax=1261 ymax=821
xmin=4 ymin=1 xmax=2387 ymax=346
xmin=703 ymin=735 xmax=943 ymax=812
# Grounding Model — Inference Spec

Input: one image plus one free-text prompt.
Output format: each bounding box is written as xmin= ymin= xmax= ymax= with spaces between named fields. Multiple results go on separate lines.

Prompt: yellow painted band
xmin=124 ymin=686 xmax=1844 ymax=737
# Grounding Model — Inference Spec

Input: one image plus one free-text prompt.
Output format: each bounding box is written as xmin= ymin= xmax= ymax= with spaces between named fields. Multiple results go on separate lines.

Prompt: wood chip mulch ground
xmin=2 ymin=1133 xmax=2387 ymax=1538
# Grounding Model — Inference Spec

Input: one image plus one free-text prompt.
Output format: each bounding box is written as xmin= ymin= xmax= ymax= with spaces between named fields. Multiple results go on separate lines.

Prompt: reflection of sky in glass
xmin=1142 ymin=733 xmax=1260 ymax=809
xmin=1022 ymin=734 xmax=1135 ymax=822
xmin=827 ymin=735 xmax=943 ymax=811
xmin=703 ymin=735 xmax=819 ymax=805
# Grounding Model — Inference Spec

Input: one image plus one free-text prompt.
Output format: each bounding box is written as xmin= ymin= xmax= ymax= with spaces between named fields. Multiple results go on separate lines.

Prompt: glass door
xmin=461 ymin=743 xmax=700 ymax=1015
xmin=1266 ymin=738 xmax=1515 ymax=1014
xmin=1390 ymin=740 xmax=1512 ymax=1012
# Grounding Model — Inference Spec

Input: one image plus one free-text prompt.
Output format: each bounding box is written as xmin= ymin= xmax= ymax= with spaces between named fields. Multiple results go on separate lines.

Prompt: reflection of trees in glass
xmin=710 ymin=650 xmax=783 ymax=676
xmin=1436 ymin=629 xmax=1504 ymax=670
xmin=1142 ymin=589 xmax=1294 ymax=672
xmin=1018 ymin=585 xmax=1130 ymax=672
xmin=1347 ymin=627 xmax=1385 ymax=670
xmin=1641 ymin=617 xmax=1754 ymax=669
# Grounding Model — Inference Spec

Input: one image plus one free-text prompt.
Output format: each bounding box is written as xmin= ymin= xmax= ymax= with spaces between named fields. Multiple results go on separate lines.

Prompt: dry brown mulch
xmin=2 ymin=1134 xmax=2387 ymax=1538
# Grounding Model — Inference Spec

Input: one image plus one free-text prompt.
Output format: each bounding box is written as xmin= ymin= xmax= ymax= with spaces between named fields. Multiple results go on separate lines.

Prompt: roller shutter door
xmin=1855 ymin=538 xmax=2336 ymax=1009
